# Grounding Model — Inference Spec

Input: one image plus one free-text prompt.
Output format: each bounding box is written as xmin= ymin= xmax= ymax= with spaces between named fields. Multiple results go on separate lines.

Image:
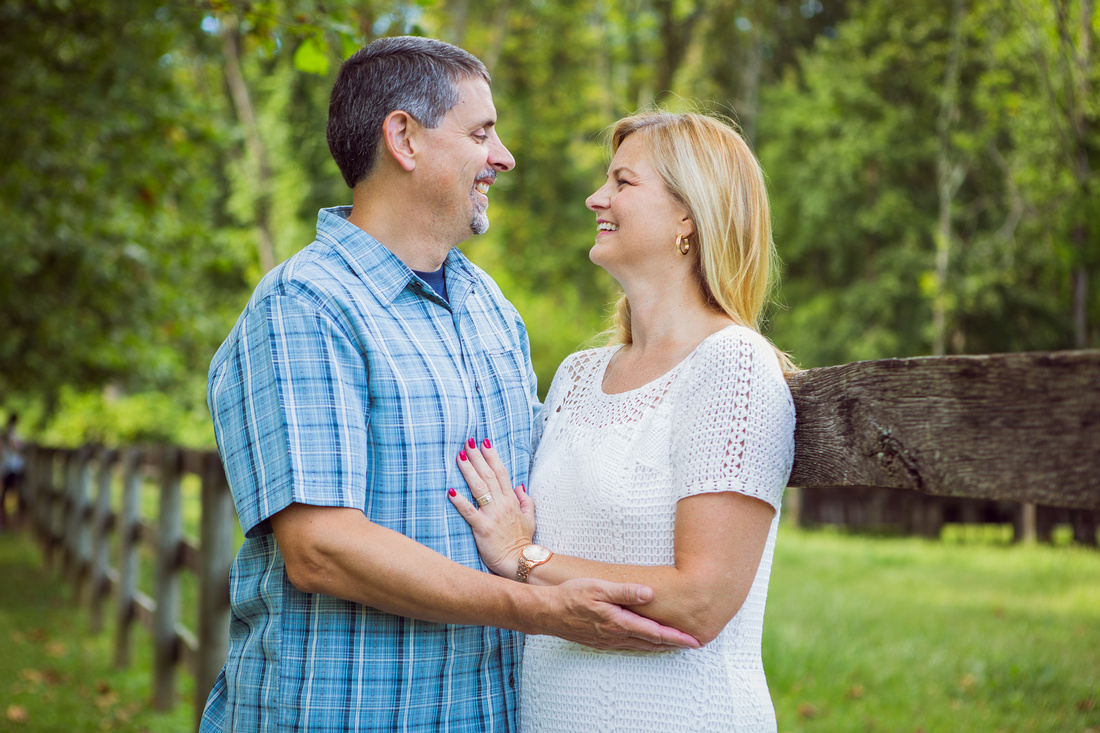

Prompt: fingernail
xmin=518 ymin=483 xmax=525 ymax=492
xmin=448 ymin=488 xmax=457 ymax=497
xmin=459 ymin=450 xmax=467 ymax=461
xmin=482 ymin=438 xmax=491 ymax=449
xmin=467 ymin=438 xmax=476 ymax=449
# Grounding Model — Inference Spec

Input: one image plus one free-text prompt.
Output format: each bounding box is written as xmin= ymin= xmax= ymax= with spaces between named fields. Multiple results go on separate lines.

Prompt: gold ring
xmin=476 ymin=493 xmax=494 ymax=507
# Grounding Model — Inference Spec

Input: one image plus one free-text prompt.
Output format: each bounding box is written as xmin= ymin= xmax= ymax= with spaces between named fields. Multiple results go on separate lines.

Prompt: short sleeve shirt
xmin=200 ymin=207 xmax=537 ymax=732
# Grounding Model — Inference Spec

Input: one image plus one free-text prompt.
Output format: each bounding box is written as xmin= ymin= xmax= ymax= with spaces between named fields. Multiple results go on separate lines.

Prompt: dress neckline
xmin=596 ymin=323 xmax=741 ymax=397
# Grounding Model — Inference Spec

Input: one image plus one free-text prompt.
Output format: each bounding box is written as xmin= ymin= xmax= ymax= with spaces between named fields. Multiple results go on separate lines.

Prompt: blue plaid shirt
xmin=200 ymin=207 xmax=537 ymax=732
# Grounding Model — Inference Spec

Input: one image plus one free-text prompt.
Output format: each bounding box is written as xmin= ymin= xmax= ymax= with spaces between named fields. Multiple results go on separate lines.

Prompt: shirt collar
xmin=314 ymin=206 xmax=477 ymax=306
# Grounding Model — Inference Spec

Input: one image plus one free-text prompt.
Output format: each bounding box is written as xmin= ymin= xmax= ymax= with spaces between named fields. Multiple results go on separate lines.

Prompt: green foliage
xmin=31 ymin=384 xmax=215 ymax=448
xmin=0 ymin=0 xmax=1096 ymax=425
xmin=0 ymin=0 xmax=244 ymax=405
xmin=759 ymin=0 xmax=1098 ymax=366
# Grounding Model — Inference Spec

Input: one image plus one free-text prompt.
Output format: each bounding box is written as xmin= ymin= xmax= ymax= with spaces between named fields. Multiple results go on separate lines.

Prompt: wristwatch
xmin=516 ymin=544 xmax=553 ymax=583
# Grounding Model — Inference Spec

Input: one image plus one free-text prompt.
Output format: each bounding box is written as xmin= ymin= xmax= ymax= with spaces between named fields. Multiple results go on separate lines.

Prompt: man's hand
xmin=534 ymin=578 xmax=701 ymax=651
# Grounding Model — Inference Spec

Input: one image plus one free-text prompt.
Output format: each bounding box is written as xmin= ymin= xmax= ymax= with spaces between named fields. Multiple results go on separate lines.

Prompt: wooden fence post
xmin=76 ymin=448 xmax=97 ymax=604
xmin=114 ymin=448 xmax=142 ymax=669
xmin=60 ymin=452 xmax=75 ymax=577
xmin=63 ymin=448 xmax=92 ymax=595
xmin=195 ymin=451 xmax=233 ymax=725
xmin=42 ymin=449 xmax=62 ymax=572
xmin=26 ymin=446 xmax=47 ymax=560
xmin=1019 ymin=504 xmax=1037 ymax=543
xmin=153 ymin=447 xmax=183 ymax=711
xmin=90 ymin=447 xmax=117 ymax=633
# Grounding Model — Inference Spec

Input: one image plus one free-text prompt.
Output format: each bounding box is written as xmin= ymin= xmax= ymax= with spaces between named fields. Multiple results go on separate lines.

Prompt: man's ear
xmin=382 ymin=110 xmax=418 ymax=172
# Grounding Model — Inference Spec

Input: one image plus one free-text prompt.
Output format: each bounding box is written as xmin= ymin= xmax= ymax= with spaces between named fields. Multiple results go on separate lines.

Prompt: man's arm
xmin=270 ymin=502 xmax=700 ymax=651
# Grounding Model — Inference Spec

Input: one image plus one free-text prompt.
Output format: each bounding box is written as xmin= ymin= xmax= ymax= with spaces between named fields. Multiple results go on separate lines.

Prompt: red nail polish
xmin=448 ymin=488 xmax=456 ymax=497
xmin=519 ymin=484 xmax=525 ymax=492
xmin=467 ymin=438 xmax=476 ymax=449
xmin=459 ymin=450 xmax=467 ymax=461
xmin=482 ymin=438 xmax=491 ymax=449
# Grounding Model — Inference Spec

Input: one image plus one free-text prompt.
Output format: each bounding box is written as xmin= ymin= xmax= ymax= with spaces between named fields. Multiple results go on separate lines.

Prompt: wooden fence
xmin=786 ymin=350 xmax=1100 ymax=541
xmin=9 ymin=348 xmax=1100 ymax=729
xmin=18 ymin=443 xmax=234 ymax=729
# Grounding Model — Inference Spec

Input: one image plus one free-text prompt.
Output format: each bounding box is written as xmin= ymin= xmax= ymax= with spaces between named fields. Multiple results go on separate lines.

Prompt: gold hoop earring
xmin=676 ymin=234 xmax=691 ymax=256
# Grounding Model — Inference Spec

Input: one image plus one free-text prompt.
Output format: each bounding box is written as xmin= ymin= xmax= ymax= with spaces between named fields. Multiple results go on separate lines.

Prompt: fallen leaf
xmin=1077 ymin=698 xmax=1096 ymax=712
xmin=845 ymin=684 xmax=864 ymax=700
xmin=19 ymin=669 xmax=43 ymax=684
xmin=6 ymin=705 xmax=29 ymax=723
xmin=45 ymin=640 xmax=66 ymax=657
xmin=797 ymin=702 xmax=818 ymax=719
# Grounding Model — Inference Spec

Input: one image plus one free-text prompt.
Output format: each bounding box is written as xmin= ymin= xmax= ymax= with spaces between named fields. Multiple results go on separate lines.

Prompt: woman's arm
xmin=449 ymin=442 xmax=774 ymax=646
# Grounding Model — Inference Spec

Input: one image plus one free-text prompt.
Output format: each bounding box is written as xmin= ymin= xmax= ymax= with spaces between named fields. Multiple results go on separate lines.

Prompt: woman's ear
xmin=382 ymin=110 xmax=417 ymax=172
xmin=681 ymin=215 xmax=695 ymax=241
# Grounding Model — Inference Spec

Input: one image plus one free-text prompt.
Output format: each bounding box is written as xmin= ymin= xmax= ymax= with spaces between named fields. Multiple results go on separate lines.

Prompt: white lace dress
xmin=520 ymin=324 xmax=795 ymax=733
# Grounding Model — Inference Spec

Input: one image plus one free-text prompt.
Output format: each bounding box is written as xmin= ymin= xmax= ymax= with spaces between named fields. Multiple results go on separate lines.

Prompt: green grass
xmin=764 ymin=526 xmax=1100 ymax=733
xmin=0 ymin=465 xmax=241 ymax=733
xmin=0 ymin=529 xmax=192 ymax=733
xmin=2 ymin=521 xmax=1099 ymax=732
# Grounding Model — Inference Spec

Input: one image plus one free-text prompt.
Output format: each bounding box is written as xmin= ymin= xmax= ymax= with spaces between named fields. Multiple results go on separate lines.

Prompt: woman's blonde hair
xmin=606 ymin=111 xmax=795 ymax=373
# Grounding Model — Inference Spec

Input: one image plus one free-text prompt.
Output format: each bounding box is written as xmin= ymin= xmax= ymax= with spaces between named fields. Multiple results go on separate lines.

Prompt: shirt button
xmin=475 ymin=380 xmax=481 ymax=393
xmin=508 ymin=674 xmax=515 ymax=688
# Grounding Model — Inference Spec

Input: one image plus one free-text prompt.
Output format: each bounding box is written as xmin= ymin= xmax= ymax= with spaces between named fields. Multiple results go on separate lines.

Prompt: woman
xmin=448 ymin=111 xmax=796 ymax=732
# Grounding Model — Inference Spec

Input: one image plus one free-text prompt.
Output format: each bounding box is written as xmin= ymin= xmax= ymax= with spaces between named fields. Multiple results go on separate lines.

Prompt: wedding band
xmin=476 ymin=493 xmax=494 ymax=507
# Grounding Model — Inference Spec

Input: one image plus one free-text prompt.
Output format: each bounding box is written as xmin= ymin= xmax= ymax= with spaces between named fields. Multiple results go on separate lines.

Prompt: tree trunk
xmin=932 ymin=0 xmax=966 ymax=357
xmin=221 ymin=16 xmax=277 ymax=274
xmin=653 ymin=0 xmax=703 ymax=103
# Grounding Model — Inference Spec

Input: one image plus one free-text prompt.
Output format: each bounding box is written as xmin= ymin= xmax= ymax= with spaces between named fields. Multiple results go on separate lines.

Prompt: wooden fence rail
xmin=20 ymin=443 xmax=233 ymax=729
xmin=9 ymin=349 xmax=1100 ymax=728
xmin=786 ymin=349 xmax=1100 ymax=540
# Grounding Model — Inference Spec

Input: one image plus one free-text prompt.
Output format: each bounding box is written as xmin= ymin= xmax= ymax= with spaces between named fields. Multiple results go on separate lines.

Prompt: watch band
xmin=516 ymin=544 xmax=553 ymax=583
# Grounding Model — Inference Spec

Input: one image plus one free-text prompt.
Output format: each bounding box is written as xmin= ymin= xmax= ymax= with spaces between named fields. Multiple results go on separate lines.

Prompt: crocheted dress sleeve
xmin=670 ymin=328 xmax=794 ymax=511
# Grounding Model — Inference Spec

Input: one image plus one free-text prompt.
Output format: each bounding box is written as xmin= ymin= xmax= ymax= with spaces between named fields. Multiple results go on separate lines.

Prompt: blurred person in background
xmin=0 ymin=413 xmax=25 ymax=530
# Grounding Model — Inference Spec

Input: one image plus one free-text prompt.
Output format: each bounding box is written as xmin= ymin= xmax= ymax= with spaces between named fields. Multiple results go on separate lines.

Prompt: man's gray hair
xmin=327 ymin=36 xmax=491 ymax=188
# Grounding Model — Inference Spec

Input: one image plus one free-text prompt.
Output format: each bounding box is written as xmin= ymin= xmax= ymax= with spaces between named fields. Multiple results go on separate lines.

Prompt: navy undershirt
xmin=412 ymin=266 xmax=449 ymax=303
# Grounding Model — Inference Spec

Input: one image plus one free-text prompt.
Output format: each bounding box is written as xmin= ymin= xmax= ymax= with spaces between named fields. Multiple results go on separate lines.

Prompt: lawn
xmin=0 ymin=529 xmax=193 ymax=733
xmin=1 ymin=521 xmax=1098 ymax=732
xmin=765 ymin=526 xmax=1100 ymax=733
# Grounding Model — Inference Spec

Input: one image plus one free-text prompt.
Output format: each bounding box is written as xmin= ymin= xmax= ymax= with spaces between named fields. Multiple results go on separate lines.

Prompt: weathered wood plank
xmin=89 ymin=447 xmax=117 ymax=633
xmin=114 ymin=449 xmax=142 ymax=669
xmin=196 ymin=452 xmax=234 ymax=727
xmin=153 ymin=447 xmax=183 ymax=711
xmin=788 ymin=350 xmax=1100 ymax=510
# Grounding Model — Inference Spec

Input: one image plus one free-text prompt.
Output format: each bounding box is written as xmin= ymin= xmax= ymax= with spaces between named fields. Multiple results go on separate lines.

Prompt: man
xmin=200 ymin=36 xmax=695 ymax=732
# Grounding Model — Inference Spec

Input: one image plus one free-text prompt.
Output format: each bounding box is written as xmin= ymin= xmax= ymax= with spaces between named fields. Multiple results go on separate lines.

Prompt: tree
xmin=0 ymin=0 xmax=245 ymax=413
xmin=757 ymin=0 xmax=1093 ymax=367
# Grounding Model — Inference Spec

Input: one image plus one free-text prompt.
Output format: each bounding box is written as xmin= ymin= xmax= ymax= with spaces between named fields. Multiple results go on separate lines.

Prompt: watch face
xmin=523 ymin=545 xmax=552 ymax=563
